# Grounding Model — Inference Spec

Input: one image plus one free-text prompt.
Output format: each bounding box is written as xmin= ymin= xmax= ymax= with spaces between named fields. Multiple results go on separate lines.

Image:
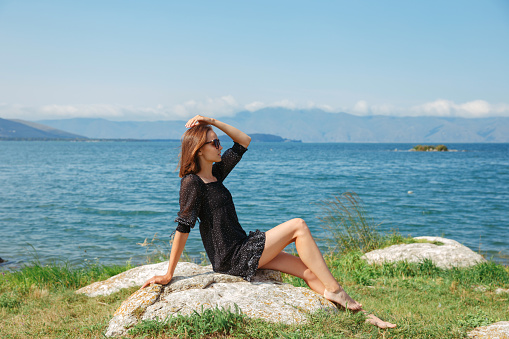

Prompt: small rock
xmin=496 ymin=288 xmax=509 ymax=294
xmin=468 ymin=321 xmax=509 ymax=338
xmin=362 ymin=236 xmax=485 ymax=269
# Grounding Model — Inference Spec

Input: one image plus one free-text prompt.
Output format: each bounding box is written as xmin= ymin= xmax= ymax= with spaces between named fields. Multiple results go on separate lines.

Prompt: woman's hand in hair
xmin=185 ymin=115 xmax=251 ymax=148
xmin=185 ymin=115 xmax=215 ymax=128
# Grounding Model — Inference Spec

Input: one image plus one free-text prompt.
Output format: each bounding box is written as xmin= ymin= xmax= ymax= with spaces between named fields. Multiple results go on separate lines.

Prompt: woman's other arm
xmin=185 ymin=115 xmax=251 ymax=149
xmin=141 ymin=231 xmax=189 ymax=288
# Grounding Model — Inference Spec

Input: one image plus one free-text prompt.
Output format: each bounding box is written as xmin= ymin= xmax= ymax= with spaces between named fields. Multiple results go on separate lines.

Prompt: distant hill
xmin=0 ymin=118 xmax=86 ymax=140
xmin=35 ymin=108 xmax=509 ymax=142
xmin=219 ymin=133 xmax=301 ymax=143
xmin=35 ymin=118 xmax=300 ymax=142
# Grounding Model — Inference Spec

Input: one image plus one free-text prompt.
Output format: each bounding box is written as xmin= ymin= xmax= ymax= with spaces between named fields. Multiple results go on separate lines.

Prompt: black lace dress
xmin=174 ymin=142 xmax=266 ymax=281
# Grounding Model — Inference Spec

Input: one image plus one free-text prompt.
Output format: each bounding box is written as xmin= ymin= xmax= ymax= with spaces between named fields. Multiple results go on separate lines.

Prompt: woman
xmin=142 ymin=115 xmax=396 ymax=329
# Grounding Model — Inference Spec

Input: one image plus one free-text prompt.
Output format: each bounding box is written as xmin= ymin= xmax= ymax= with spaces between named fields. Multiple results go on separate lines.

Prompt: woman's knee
xmin=302 ymin=268 xmax=318 ymax=283
xmin=291 ymin=218 xmax=309 ymax=235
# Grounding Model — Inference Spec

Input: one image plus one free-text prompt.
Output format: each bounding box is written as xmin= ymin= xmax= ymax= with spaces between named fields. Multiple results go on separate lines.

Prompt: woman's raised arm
xmin=185 ymin=115 xmax=251 ymax=149
xmin=141 ymin=231 xmax=189 ymax=288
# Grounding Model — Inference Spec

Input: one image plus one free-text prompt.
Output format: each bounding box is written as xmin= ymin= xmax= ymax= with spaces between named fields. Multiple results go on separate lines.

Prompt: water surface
xmin=1 ymin=141 xmax=507 ymax=269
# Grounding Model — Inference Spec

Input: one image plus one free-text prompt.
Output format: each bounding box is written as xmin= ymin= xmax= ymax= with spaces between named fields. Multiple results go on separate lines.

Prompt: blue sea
xmin=1 ymin=141 xmax=508 ymax=270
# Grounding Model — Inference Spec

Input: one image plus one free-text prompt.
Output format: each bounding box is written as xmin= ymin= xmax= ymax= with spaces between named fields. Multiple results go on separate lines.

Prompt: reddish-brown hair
xmin=178 ymin=125 xmax=212 ymax=178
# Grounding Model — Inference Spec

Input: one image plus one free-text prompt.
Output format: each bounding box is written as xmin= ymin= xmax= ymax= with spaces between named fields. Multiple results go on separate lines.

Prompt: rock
xmin=468 ymin=321 xmax=509 ymax=338
xmin=495 ymin=288 xmax=509 ymax=294
xmin=0 ymin=257 xmax=5 ymax=263
xmin=77 ymin=262 xmax=337 ymax=337
xmin=76 ymin=261 xmax=171 ymax=297
xmin=362 ymin=236 xmax=486 ymax=269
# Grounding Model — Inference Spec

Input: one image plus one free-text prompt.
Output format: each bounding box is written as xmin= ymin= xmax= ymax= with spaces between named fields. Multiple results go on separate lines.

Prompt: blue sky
xmin=0 ymin=0 xmax=508 ymax=121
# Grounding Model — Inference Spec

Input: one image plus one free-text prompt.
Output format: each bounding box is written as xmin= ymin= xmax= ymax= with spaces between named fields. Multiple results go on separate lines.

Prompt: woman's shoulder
xmin=181 ymin=173 xmax=202 ymax=183
xmin=179 ymin=174 xmax=206 ymax=194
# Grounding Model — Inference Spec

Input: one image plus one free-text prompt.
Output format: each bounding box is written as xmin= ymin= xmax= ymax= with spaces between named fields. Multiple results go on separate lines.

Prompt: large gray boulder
xmin=362 ymin=236 xmax=486 ymax=269
xmin=76 ymin=262 xmax=337 ymax=337
xmin=468 ymin=321 xmax=509 ymax=338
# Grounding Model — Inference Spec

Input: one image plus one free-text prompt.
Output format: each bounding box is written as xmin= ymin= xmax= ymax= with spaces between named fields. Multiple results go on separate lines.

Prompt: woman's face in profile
xmin=199 ymin=129 xmax=223 ymax=163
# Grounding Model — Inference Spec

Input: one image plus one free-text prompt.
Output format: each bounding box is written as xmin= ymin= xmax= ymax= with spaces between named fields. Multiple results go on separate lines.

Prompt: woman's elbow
xmin=245 ymin=135 xmax=252 ymax=148
xmin=237 ymin=135 xmax=251 ymax=149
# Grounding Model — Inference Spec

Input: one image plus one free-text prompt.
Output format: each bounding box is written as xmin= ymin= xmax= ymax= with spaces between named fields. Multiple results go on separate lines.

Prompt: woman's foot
xmin=324 ymin=288 xmax=362 ymax=311
xmin=365 ymin=314 xmax=397 ymax=329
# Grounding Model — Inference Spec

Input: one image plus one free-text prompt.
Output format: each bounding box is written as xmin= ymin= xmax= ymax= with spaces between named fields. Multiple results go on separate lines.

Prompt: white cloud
xmin=0 ymin=96 xmax=243 ymax=121
xmin=243 ymin=99 xmax=334 ymax=112
xmin=410 ymin=99 xmax=509 ymax=118
xmin=244 ymin=101 xmax=265 ymax=112
xmin=0 ymin=103 xmax=177 ymax=121
xmin=305 ymin=101 xmax=335 ymax=112
xmin=413 ymin=99 xmax=454 ymax=116
xmin=352 ymin=100 xmax=369 ymax=114
xmin=371 ymin=103 xmax=397 ymax=115
xmin=344 ymin=99 xmax=509 ymax=118
xmin=41 ymin=105 xmax=79 ymax=115
xmin=172 ymin=95 xmax=240 ymax=118
xmin=458 ymin=100 xmax=491 ymax=116
xmin=1 ymin=97 xmax=508 ymax=122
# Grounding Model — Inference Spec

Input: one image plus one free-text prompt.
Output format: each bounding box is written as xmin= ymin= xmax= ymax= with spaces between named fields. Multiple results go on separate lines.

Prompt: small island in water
xmin=411 ymin=144 xmax=448 ymax=152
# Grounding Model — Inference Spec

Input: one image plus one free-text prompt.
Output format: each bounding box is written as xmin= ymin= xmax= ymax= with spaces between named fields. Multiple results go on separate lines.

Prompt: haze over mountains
xmin=2 ymin=108 xmax=508 ymax=142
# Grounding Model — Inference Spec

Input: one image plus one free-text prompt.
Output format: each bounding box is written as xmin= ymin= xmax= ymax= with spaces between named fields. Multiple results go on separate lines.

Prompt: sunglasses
xmin=204 ymin=139 xmax=221 ymax=149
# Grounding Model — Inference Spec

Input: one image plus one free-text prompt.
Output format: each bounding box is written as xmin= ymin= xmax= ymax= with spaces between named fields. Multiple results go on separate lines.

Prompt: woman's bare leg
xmin=259 ymin=251 xmax=326 ymax=294
xmin=260 ymin=250 xmax=397 ymax=328
xmin=258 ymin=218 xmax=362 ymax=311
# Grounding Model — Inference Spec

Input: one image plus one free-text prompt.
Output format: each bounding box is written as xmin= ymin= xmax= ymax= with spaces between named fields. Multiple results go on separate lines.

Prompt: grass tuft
xmin=319 ymin=192 xmax=385 ymax=253
xmin=458 ymin=306 xmax=497 ymax=328
xmin=127 ymin=305 xmax=246 ymax=338
xmin=0 ymin=292 xmax=22 ymax=310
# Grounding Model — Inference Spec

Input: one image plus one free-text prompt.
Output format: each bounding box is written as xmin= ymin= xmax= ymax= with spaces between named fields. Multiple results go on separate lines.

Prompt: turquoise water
xmin=1 ymin=141 xmax=508 ymax=269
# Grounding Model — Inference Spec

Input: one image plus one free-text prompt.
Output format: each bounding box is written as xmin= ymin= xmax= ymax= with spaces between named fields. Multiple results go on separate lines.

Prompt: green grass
xmin=0 ymin=260 xmax=137 ymax=338
xmin=128 ymin=305 xmax=246 ymax=338
xmin=1 ymin=251 xmax=508 ymax=338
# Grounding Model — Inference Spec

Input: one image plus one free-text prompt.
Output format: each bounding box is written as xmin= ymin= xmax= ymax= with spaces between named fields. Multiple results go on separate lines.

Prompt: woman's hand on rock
xmin=141 ymin=275 xmax=172 ymax=289
xmin=185 ymin=115 xmax=215 ymax=128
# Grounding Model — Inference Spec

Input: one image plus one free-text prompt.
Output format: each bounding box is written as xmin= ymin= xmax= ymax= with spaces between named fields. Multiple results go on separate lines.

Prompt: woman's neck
xmin=197 ymin=161 xmax=215 ymax=182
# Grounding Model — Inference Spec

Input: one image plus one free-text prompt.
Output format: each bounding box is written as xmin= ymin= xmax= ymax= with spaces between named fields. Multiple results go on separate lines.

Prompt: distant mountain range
xmin=0 ymin=118 xmax=86 ymax=139
xmin=0 ymin=117 xmax=295 ymax=142
xmin=216 ymin=108 xmax=508 ymax=143
xmin=1 ymin=107 xmax=508 ymax=142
